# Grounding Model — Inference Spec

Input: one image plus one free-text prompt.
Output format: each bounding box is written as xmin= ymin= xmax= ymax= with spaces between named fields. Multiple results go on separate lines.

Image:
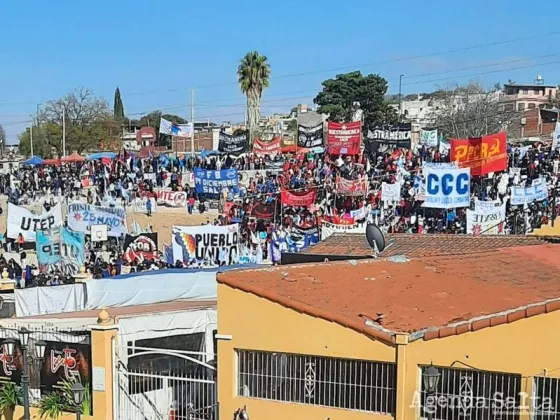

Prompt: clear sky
xmin=1 ymin=0 xmax=559 ymax=144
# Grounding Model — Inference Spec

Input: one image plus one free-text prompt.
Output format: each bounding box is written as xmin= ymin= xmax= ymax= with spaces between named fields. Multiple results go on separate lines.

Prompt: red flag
xmin=253 ymin=137 xmax=281 ymax=155
xmin=450 ymin=131 xmax=507 ymax=176
xmin=280 ymin=188 xmax=317 ymax=207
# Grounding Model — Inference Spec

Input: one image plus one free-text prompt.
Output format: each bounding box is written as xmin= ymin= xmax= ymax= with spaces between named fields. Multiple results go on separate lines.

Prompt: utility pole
xmin=62 ymin=106 xmax=66 ymax=157
xmin=398 ymin=74 xmax=404 ymax=122
xmin=30 ymin=120 xmax=34 ymax=157
xmin=190 ymin=89 xmax=195 ymax=156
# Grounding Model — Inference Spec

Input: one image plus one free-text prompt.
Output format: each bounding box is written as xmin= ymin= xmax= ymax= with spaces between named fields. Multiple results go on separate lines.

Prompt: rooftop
xmin=218 ymin=244 xmax=560 ymax=345
xmin=301 ymin=233 xmax=548 ymax=258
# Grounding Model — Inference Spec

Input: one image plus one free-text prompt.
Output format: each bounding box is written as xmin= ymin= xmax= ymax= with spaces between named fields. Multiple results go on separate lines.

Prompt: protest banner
xmin=423 ymin=167 xmax=470 ymax=209
xmin=286 ymin=225 xmax=319 ymax=252
xmin=297 ymin=123 xmax=324 ymax=149
xmin=67 ymin=203 xmax=128 ymax=237
xmin=253 ymin=137 xmax=281 ymax=155
xmin=327 ymin=121 xmax=361 ymax=155
xmin=143 ymin=172 xmax=156 ymax=182
xmin=321 ymin=221 xmax=367 ymax=240
xmin=37 ymin=227 xmax=86 ymax=276
xmin=381 ymin=182 xmax=401 ymax=203
xmin=366 ymin=123 xmax=412 ymax=153
xmin=153 ymin=188 xmax=187 ymax=207
xmin=350 ymin=205 xmax=369 ymax=221
xmin=280 ymin=188 xmax=318 ymax=207
xmin=336 ymin=177 xmax=368 ymax=196
xmin=474 ymin=199 xmax=502 ymax=214
xmin=218 ymin=131 xmax=247 ymax=155
xmin=123 ymin=233 xmax=158 ymax=263
xmin=265 ymin=160 xmax=285 ymax=171
xmin=451 ymin=131 xmax=507 ymax=176
xmin=511 ymin=178 xmax=548 ymax=206
xmin=172 ymin=224 xmax=240 ymax=265
xmin=130 ymin=197 xmax=157 ymax=213
xmin=7 ymin=203 xmax=63 ymax=241
xmin=420 ymin=129 xmax=438 ymax=147
xmin=467 ymin=204 xmax=506 ymax=235
xmin=194 ymin=168 xmax=240 ymax=195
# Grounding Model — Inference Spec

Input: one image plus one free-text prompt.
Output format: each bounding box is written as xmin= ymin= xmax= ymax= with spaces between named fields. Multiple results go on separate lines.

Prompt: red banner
xmin=280 ymin=188 xmax=317 ymax=207
xmin=450 ymin=131 xmax=508 ymax=176
xmin=253 ymin=137 xmax=281 ymax=155
xmin=327 ymin=121 xmax=362 ymax=155
xmin=336 ymin=177 xmax=368 ymax=196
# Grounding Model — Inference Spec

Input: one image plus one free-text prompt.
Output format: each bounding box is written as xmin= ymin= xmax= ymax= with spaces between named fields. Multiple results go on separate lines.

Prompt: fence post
xmin=90 ymin=309 xmax=119 ymax=420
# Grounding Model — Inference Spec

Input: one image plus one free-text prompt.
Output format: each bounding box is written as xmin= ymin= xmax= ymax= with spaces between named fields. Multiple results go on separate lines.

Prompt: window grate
xmin=419 ymin=365 xmax=522 ymax=420
xmin=236 ymin=349 xmax=396 ymax=414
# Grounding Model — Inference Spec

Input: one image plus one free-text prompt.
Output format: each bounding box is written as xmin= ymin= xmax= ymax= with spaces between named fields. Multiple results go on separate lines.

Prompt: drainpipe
xmin=395 ymin=333 xmax=409 ymax=420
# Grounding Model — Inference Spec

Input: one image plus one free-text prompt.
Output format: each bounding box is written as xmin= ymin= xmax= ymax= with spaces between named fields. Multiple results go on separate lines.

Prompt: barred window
xmin=419 ymin=365 xmax=522 ymax=420
xmin=533 ymin=377 xmax=559 ymax=420
xmin=236 ymin=349 xmax=396 ymax=414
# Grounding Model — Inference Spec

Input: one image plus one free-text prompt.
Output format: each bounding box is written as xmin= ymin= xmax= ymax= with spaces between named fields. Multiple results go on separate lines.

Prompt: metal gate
xmin=116 ymin=345 xmax=217 ymax=420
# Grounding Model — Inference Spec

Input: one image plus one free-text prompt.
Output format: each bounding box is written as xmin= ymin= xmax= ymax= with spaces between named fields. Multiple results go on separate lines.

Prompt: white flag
xmin=552 ymin=121 xmax=560 ymax=150
xmin=160 ymin=117 xmax=193 ymax=137
xmin=420 ymin=129 xmax=438 ymax=147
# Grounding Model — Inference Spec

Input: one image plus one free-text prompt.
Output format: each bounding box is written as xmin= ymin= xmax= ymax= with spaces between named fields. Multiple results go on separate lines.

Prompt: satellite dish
xmin=366 ymin=223 xmax=386 ymax=254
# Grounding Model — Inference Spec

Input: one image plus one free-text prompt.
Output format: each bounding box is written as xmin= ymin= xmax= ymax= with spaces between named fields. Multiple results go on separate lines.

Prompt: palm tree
xmin=237 ymin=51 xmax=271 ymax=142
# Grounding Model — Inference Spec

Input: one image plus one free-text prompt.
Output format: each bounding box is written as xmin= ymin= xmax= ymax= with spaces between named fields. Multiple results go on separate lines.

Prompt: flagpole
xmin=190 ymin=89 xmax=195 ymax=157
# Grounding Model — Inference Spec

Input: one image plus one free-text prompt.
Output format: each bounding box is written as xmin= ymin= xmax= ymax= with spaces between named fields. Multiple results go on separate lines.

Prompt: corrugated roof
xmin=218 ymin=244 xmax=560 ymax=344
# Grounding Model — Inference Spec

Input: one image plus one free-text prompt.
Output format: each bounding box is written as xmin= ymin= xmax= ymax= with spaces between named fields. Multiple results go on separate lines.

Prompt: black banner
xmin=123 ymin=233 xmax=158 ymax=263
xmin=218 ymin=132 xmax=247 ymax=156
xmin=297 ymin=123 xmax=324 ymax=148
xmin=366 ymin=123 xmax=412 ymax=153
xmin=41 ymin=340 xmax=92 ymax=393
xmin=252 ymin=200 xmax=276 ymax=220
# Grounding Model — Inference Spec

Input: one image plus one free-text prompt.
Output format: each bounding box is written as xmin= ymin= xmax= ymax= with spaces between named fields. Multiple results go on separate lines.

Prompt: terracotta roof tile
xmin=218 ymin=244 xmax=560 ymax=343
xmin=301 ymin=233 xmax=548 ymax=258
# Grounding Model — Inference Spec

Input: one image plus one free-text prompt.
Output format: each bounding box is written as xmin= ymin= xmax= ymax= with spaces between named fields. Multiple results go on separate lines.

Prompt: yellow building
xmin=217 ymin=241 xmax=560 ymax=420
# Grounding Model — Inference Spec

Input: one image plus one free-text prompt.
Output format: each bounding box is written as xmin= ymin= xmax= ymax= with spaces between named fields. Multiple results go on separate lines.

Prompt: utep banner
xmin=172 ymin=224 xmax=240 ymax=265
xmin=286 ymin=225 xmax=319 ymax=252
xmin=280 ymin=188 xmax=317 ymax=207
xmin=37 ymin=227 xmax=85 ymax=276
xmin=123 ymin=233 xmax=158 ymax=263
xmin=451 ymin=131 xmax=507 ymax=176
xmin=7 ymin=203 xmax=63 ymax=241
xmin=253 ymin=137 xmax=281 ymax=155
xmin=511 ymin=178 xmax=548 ymax=206
xmin=423 ymin=167 xmax=470 ymax=209
xmin=366 ymin=123 xmax=412 ymax=153
xmin=327 ymin=121 xmax=361 ymax=155
xmin=467 ymin=204 xmax=506 ymax=235
xmin=154 ymin=189 xmax=187 ymax=207
xmin=67 ymin=203 xmax=128 ymax=237
xmin=298 ymin=123 xmax=324 ymax=149
xmin=336 ymin=177 xmax=368 ymax=196
xmin=194 ymin=168 xmax=240 ymax=195
xmin=218 ymin=132 xmax=247 ymax=155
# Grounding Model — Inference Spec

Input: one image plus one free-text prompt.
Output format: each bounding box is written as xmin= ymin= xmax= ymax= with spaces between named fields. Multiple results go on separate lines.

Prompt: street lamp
xmin=4 ymin=329 xmax=47 ymax=420
xmin=423 ymin=364 xmax=441 ymax=420
xmin=71 ymin=382 xmax=85 ymax=420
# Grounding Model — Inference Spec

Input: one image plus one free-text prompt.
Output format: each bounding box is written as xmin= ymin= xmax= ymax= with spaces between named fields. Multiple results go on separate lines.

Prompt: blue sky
xmin=1 ymin=0 xmax=559 ymax=144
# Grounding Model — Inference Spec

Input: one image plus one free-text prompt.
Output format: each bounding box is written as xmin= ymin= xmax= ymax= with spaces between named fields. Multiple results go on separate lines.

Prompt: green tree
xmin=113 ymin=87 xmax=125 ymax=119
xmin=19 ymin=87 xmax=120 ymax=157
xmin=237 ymin=51 xmax=271 ymax=142
xmin=314 ymin=71 xmax=397 ymax=130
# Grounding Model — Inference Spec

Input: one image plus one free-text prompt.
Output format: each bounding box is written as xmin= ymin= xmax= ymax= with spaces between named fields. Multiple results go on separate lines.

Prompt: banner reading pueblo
xmin=172 ymin=224 xmax=239 ymax=265
xmin=253 ymin=137 xmax=281 ymax=155
xmin=327 ymin=121 xmax=361 ymax=155
xmin=451 ymin=131 xmax=507 ymax=176
xmin=7 ymin=202 xmax=63 ymax=241
xmin=280 ymin=188 xmax=318 ymax=207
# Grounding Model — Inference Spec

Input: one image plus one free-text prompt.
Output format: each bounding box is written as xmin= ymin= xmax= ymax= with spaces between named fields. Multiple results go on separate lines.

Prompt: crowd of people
xmin=0 ymin=138 xmax=557 ymax=284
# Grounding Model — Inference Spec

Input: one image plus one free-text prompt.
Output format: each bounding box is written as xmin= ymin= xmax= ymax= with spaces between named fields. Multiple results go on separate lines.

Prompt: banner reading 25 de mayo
xmin=450 ymin=131 xmax=507 ymax=176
